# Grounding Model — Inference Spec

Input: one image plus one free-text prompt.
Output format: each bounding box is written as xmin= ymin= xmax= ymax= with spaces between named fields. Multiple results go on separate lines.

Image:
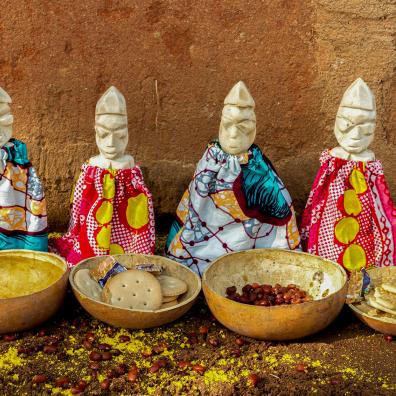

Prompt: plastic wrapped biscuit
xmin=89 ymin=256 xmax=127 ymax=287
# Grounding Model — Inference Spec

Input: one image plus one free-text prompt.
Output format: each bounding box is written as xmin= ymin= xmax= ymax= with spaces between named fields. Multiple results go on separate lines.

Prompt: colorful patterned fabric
xmin=301 ymin=149 xmax=396 ymax=270
xmin=0 ymin=139 xmax=48 ymax=251
xmin=166 ymin=141 xmax=300 ymax=276
xmin=53 ymin=163 xmax=155 ymax=266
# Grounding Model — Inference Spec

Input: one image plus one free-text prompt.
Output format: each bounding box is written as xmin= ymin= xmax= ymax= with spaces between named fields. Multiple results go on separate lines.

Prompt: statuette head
xmin=334 ymin=78 xmax=376 ymax=155
xmin=219 ymin=81 xmax=256 ymax=155
xmin=0 ymin=87 xmax=13 ymax=148
xmin=95 ymin=86 xmax=128 ymax=160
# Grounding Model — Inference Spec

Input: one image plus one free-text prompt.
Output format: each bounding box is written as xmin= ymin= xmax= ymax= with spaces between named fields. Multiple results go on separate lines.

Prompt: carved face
xmin=334 ymin=107 xmax=375 ymax=154
xmin=0 ymin=112 xmax=13 ymax=148
xmin=219 ymin=105 xmax=256 ymax=155
xmin=95 ymin=114 xmax=128 ymax=160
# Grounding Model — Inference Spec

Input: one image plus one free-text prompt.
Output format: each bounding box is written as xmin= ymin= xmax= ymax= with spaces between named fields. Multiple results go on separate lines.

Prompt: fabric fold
xmin=166 ymin=141 xmax=300 ymax=276
xmin=301 ymin=149 xmax=396 ymax=270
xmin=53 ymin=163 xmax=155 ymax=266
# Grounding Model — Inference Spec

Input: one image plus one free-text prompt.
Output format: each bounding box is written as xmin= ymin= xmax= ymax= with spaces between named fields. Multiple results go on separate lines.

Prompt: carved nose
xmin=349 ymin=127 xmax=362 ymax=140
xmin=229 ymin=126 xmax=238 ymax=138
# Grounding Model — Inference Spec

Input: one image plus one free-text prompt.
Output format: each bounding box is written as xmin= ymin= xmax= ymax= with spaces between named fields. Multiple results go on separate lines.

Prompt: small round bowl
xmin=202 ymin=249 xmax=347 ymax=340
xmin=348 ymin=266 xmax=396 ymax=336
xmin=0 ymin=250 xmax=68 ymax=334
xmin=70 ymin=254 xmax=201 ymax=329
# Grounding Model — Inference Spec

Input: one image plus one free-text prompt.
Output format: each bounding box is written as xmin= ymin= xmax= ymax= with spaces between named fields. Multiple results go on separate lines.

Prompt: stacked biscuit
xmin=75 ymin=265 xmax=188 ymax=311
xmin=365 ymin=279 xmax=396 ymax=317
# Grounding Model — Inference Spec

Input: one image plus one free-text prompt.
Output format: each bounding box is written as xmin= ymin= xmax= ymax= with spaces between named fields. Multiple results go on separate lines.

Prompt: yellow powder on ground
xmin=0 ymin=347 xmax=25 ymax=369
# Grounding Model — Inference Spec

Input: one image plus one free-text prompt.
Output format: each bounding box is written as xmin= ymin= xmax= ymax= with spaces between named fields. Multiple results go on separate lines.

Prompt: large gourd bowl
xmin=70 ymin=254 xmax=201 ymax=329
xmin=348 ymin=266 xmax=396 ymax=336
xmin=202 ymin=249 xmax=347 ymax=340
xmin=0 ymin=250 xmax=68 ymax=334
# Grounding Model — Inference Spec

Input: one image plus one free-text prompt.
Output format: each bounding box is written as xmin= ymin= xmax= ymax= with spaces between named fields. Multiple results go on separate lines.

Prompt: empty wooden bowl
xmin=0 ymin=250 xmax=68 ymax=334
xmin=202 ymin=249 xmax=347 ymax=340
xmin=69 ymin=254 xmax=201 ymax=329
xmin=348 ymin=266 xmax=396 ymax=336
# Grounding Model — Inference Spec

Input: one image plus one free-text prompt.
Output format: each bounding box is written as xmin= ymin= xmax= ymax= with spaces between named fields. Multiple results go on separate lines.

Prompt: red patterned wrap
xmin=53 ymin=163 xmax=155 ymax=266
xmin=301 ymin=150 xmax=396 ymax=270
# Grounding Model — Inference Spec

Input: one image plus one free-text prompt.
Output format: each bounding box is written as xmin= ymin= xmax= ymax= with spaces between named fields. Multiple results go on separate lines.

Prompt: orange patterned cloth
xmin=52 ymin=163 xmax=155 ymax=266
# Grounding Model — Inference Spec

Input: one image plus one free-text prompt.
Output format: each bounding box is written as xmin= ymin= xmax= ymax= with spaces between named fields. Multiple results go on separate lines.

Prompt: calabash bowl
xmin=0 ymin=250 xmax=68 ymax=334
xmin=70 ymin=254 xmax=201 ymax=329
xmin=202 ymin=249 xmax=347 ymax=340
xmin=348 ymin=266 xmax=396 ymax=336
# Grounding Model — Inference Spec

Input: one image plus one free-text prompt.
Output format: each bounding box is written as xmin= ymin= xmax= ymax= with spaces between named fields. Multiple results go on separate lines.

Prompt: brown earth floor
xmin=0 ymin=237 xmax=395 ymax=395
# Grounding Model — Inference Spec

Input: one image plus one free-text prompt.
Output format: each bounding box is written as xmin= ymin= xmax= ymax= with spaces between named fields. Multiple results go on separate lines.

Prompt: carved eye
xmin=336 ymin=118 xmax=352 ymax=133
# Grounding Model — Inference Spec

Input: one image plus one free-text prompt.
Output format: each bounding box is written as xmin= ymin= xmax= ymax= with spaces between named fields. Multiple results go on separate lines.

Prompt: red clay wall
xmin=0 ymin=0 xmax=395 ymax=230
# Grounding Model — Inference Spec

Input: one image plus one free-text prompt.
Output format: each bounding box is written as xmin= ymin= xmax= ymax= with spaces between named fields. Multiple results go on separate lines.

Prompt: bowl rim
xmin=202 ymin=248 xmax=348 ymax=309
xmin=69 ymin=253 xmax=202 ymax=313
xmin=347 ymin=266 xmax=396 ymax=325
xmin=348 ymin=302 xmax=396 ymax=324
xmin=0 ymin=249 xmax=68 ymax=302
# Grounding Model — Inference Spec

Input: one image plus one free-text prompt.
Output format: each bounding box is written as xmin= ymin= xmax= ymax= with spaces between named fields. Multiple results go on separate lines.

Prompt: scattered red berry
xmin=127 ymin=365 xmax=139 ymax=382
xmin=295 ymin=362 xmax=307 ymax=372
xmin=55 ymin=376 xmax=70 ymax=387
xmin=384 ymin=334 xmax=393 ymax=343
xmin=89 ymin=351 xmax=102 ymax=361
xmin=199 ymin=326 xmax=209 ymax=335
xmin=115 ymin=364 xmax=127 ymax=376
xmin=89 ymin=362 xmax=100 ymax=370
xmin=98 ymin=343 xmax=111 ymax=351
xmin=247 ymin=373 xmax=259 ymax=387
xmin=3 ymin=334 xmax=17 ymax=341
xmin=177 ymin=360 xmax=191 ymax=369
xmin=32 ymin=374 xmax=47 ymax=384
xmin=192 ymin=364 xmax=206 ymax=375
xmin=101 ymin=351 xmax=112 ymax=361
xmin=77 ymin=380 xmax=87 ymax=390
xmin=142 ymin=349 xmax=152 ymax=358
xmin=43 ymin=345 xmax=57 ymax=354
xmin=149 ymin=363 xmax=160 ymax=373
xmin=100 ymin=379 xmax=110 ymax=390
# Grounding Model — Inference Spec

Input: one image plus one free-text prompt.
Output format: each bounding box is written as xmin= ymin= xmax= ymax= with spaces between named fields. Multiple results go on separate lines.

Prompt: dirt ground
xmin=0 ymin=237 xmax=395 ymax=396
xmin=0 ymin=292 xmax=395 ymax=396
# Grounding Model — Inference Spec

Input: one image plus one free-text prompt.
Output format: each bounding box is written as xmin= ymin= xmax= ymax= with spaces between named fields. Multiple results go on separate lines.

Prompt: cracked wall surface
xmin=0 ymin=0 xmax=395 ymax=231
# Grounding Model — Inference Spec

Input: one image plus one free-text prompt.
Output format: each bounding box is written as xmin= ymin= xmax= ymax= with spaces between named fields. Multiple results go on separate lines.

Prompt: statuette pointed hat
xmin=96 ymin=86 xmax=127 ymax=116
xmin=0 ymin=87 xmax=12 ymax=104
xmin=339 ymin=78 xmax=375 ymax=111
xmin=224 ymin=81 xmax=255 ymax=108
xmin=0 ymin=87 xmax=12 ymax=121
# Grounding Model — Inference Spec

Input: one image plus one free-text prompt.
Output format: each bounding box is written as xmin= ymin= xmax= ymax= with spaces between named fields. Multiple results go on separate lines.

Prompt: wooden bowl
xmin=348 ymin=266 xmax=396 ymax=336
xmin=202 ymin=249 xmax=347 ymax=340
xmin=70 ymin=254 xmax=201 ymax=329
xmin=0 ymin=250 xmax=68 ymax=334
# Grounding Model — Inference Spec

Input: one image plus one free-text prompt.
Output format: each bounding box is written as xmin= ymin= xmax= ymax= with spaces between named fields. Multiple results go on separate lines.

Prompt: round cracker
xmin=162 ymin=295 xmax=178 ymax=303
xmin=382 ymin=282 xmax=396 ymax=295
xmin=102 ymin=270 xmax=162 ymax=311
xmin=157 ymin=275 xmax=187 ymax=297
xmin=374 ymin=287 xmax=396 ymax=310
xmin=366 ymin=295 xmax=396 ymax=317
xmin=160 ymin=299 xmax=179 ymax=309
xmin=75 ymin=269 xmax=102 ymax=301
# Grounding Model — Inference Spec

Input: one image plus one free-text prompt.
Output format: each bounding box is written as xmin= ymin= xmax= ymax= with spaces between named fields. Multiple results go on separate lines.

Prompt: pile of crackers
xmin=74 ymin=258 xmax=188 ymax=311
xmin=365 ymin=280 xmax=396 ymax=317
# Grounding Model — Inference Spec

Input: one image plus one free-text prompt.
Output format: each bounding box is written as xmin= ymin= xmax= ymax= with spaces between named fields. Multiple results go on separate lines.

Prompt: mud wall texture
xmin=0 ymin=0 xmax=395 ymax=231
